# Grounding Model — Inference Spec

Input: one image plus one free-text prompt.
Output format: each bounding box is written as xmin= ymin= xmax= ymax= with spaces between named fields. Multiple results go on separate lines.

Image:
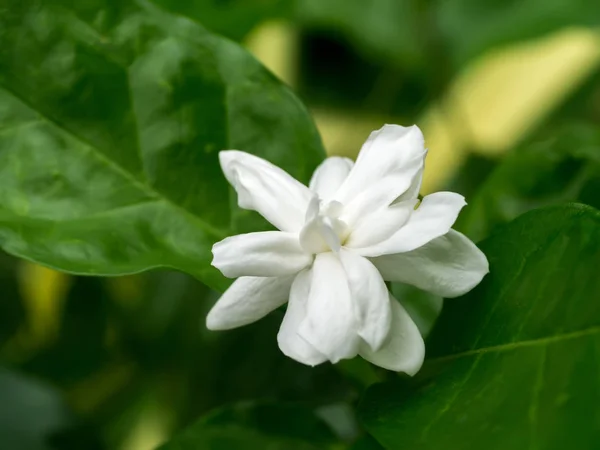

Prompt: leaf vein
xmin=429 ymin=326 xmax=600 ymax=363
xmin=0 ymin=85 xmax=225 ymax=240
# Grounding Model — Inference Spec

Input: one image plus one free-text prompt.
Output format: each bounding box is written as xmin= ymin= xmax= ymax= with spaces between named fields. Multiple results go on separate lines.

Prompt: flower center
xmin=299 ymin=196 xmax=350 ymax=254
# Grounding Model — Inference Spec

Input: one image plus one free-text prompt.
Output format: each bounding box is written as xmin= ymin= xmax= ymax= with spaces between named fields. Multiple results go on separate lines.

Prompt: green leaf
xmin=359 ymin=204 xmax=600 ymax=449
xmin=0 ymin=0 xmax=325 ymax=291
xmin=437 ymin=0 xmax=600 ymax=64
xmin=456 ymin=124 xmax=600 ymax=242
xmin=158 ymin=425 xmax=320 ymax=450
xmin=202 ymin=402 xmax=337 ymax=445
xmin=350 ymin=435 xmax=385 ymax=450
xmin=0 ymin=366 xmax=102 ymax=450
xmin=159 ymin=402 xmax=336 ymax=450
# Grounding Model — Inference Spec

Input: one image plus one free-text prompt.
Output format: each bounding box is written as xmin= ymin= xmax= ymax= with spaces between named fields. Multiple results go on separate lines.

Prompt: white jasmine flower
xmin=207 ymin=124 xmax=489 ymax=375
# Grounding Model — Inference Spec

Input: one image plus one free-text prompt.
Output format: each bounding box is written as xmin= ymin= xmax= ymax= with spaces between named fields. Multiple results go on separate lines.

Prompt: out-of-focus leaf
xmin=296 ymin=0 xmax=423 ymax=68
xmin=359 ymin=204 xmax=600 ymax=449
xmin=350 ymin=434 xmax=384 ymax=450
xmin=0 ymin=253 xmax=24 ymax=343
xmin=456 ymin=124 xmax=600 ymax=241
xmin=160 ymin=402 xmax=337 ymax=450
xmin=159 ymin=425 xmax=320 ymax=450
xmin=0 ymin=366 xmax=102 ymax=450
xmin=437 ymin=0 xmax=600 ymax=64
xmin=151 ymin=0 xmax=291 ymax=42
xmin=21 ymin=276 xmax=111 ymax=384
xmin=0 ymin=0 xmax=324 ymax=291
xmin=202 ymin=402 xmax=337 ymax=445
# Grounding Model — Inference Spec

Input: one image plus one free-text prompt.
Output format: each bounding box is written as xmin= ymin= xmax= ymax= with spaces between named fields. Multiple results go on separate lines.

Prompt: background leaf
xmin=159 ymin=402 xmax=336 ymax=450
xmin=0 ymin=0 xmax=325 ymax=291
xmin=151 ymin=0 xmax=291 ymax=42
xmin=359 ymin=204 xmax=600 ymax=450
xmin=0 ymin=366 xmax=102 ymax=450
xmin=437 ymin=0 xmax=600 ymax=64
xmin=456 ymin=123 xmax=600 ymax=241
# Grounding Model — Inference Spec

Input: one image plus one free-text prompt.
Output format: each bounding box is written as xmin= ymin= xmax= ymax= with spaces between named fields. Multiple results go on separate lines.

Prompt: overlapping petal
xmin=220 ymin=151 xmax=313 ymax=232
xmin=370 ymin=230 xmax=489 ymax=298
xmin=393 ymin=150 xmax=426 ymax=203
xmin=340 ymin=250 xmax=391 ymax=351
xmin=359 ymin=295 xmax=425 ymax=375
xmin=212 ymin=231 xmax=312 ymax=278
xmin=356 ymin=192 xmax=467 ymax=257
xmin=345 ymin=200 xmax=416 ymax=249
xmin=298 ymin=253 xmax=360 ymax=363
xmin=206 ymin=275 xmax=295 ymax=330
xmin=277 ymin=270 xmax=327 ymax=366
xmin=309 ymin=156 xmax=354 ymax=200
xmin=334 ymin=125 xmax=426 ymax=227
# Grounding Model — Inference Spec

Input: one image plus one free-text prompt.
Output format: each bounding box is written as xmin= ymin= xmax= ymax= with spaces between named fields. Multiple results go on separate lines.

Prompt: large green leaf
xmin=0 ymin=0 xmax=325 ymax=291
xmin=358 ymin=204 xmax=600 ymax=449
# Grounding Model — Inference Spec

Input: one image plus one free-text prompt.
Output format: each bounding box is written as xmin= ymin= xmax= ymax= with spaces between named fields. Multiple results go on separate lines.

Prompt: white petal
xmin=334 ymin=125 xmax=426 ymax=226
xmin=339 ymin=250 xmax=391 ymax=351
xmin=299 ymin=216 xmax=339 ymax=254
xmin=220 ymin=150 xmax=312 ymax=232
xmin=206 ymin=275 xmax=294 ymax=330
xmin=345 ymin=200 xmax=416 ymax=249
xmin=212 ymin=231 xmax=312 ymax=278
xmin=277 ymin=270 xmax=328 ymax=366
xmin=357 ymin=192 xmax=467 ymax=257
xmin=298 ymin=253 xmax=360 ymax=363
xmin=309 ymin=156 xmax=354 ymax=200
xmin=371 ymin=230 xmax=489 ymax=298
xmin=360 ymin=295 xmax=425 ymax=375
xmin=393 ymin=150 xmax=426 ymax=203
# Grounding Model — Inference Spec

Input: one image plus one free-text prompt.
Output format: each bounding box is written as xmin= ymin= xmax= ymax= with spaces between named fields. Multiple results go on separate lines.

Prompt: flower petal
xmin=340 ymin=250 xmax=391 ymax=351
xmin=393 ymin=150 xmax=426 ymax=203
xmin=220 ymin=150 xmax=313 ymax=232
xmin=298 ymin=253 xmax=359 ymax=363
xmin=370 ymin=230 xmax=489 ymax=298
xmin=334 ymin=125 xmax=426 ymax=227
xmin=357 ymin=192 xmax=467 ymax=257
xmin=206 ymin=275 xmax=294 ymax=330
xmin=360 ymin=295 xmax=425 ymax=375
xmin=309 ymin=156 xmax=354 ymax=200
xmin=212 ymin=231 xmax=312 ymax=278
xmin=345 ymin=200 xmax=416 ymax=249
xmin=277 ymin=270 xmax=328 ymax=366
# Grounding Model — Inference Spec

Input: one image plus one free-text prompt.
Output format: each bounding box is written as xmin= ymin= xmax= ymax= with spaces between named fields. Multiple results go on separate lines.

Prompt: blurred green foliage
xmin=0 ymin=0 xmax=599 ymax=449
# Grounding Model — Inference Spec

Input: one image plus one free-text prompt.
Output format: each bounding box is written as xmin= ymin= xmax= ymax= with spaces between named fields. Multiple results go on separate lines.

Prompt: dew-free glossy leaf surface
xmin=0 ymin=0 xmax=324 ymax=290
xmin=359 ymin=204 xmax=600 ymax=450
